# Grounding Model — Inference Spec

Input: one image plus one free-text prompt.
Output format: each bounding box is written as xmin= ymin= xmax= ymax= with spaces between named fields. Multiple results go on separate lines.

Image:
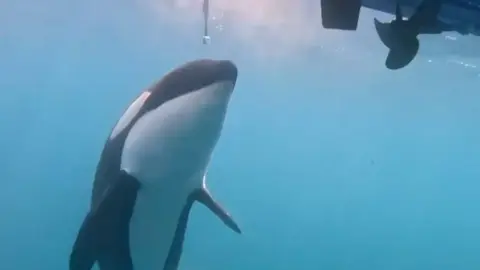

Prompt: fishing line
xmin=202 ymin=0 xmax=211 ymax=44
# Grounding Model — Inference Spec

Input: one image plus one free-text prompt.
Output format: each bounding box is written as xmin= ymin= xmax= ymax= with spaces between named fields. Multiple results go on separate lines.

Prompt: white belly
xmin=128 ymin=178 xmax=195 ymax=270
xmin=120 ymin=84 xmax=229 ymax=187
xmin=119 ymin=82 xmax=233 ymax=269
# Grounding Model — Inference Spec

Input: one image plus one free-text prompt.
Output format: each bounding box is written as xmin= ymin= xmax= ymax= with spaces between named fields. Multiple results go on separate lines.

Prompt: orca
xmin=373 ymin=0 xmax=441 ymax=69
xmin=70 ymin=59 xmax=241 ymax=270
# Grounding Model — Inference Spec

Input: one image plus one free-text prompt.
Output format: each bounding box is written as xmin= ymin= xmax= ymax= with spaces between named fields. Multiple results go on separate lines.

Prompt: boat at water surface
xmin=321 ymin=0 xmax=480 ymax=36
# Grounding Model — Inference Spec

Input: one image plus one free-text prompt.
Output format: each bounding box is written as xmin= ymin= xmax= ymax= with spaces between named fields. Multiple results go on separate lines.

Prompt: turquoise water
xmin=1 ymin=0 xmax=480 ymax=269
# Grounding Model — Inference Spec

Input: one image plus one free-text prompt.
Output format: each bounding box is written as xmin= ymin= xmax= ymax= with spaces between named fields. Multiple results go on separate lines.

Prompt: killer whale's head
xmin=117 ymin=59 xmax=239 ymax=184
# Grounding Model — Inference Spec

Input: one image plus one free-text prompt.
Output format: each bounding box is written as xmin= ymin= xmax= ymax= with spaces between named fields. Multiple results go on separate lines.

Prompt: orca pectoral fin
xmin=196 ymin=188 xmax=241 ymax=234
xmin=69 ymin=171 xmax=140 ymax=270
xmin=163 ymin=188 xmax=241 ymax=270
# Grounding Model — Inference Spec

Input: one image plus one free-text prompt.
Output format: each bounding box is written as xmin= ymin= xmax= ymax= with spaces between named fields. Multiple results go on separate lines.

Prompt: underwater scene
xmin=1 ymin=0 xmax=479 ymax=269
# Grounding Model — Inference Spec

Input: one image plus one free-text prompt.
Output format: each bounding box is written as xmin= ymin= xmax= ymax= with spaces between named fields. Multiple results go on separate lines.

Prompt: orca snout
xmin=214 ymin=60 xmax=238 ymax=85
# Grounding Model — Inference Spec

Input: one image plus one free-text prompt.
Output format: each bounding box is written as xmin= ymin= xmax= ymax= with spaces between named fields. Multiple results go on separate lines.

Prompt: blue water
xmin=1 ymin=0 xmax=480 ymax=269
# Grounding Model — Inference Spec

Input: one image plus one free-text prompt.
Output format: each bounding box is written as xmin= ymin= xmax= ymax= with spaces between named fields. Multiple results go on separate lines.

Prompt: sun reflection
xmin=139 ymin=0 xmax=350 ymax=59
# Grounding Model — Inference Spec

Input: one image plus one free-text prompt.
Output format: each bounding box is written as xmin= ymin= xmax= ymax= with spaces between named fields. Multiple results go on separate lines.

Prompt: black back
xmin=90 ymin=59 xmax=238 ymax=209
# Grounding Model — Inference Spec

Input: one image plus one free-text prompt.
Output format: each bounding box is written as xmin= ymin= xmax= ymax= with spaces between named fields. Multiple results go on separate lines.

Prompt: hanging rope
xmin=202 ymin=0 xmax=211 ymax=44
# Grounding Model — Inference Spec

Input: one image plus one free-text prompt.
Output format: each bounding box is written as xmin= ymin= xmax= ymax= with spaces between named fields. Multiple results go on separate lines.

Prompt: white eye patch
xmin=110 ymin=91 xmax=151 ymax=139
